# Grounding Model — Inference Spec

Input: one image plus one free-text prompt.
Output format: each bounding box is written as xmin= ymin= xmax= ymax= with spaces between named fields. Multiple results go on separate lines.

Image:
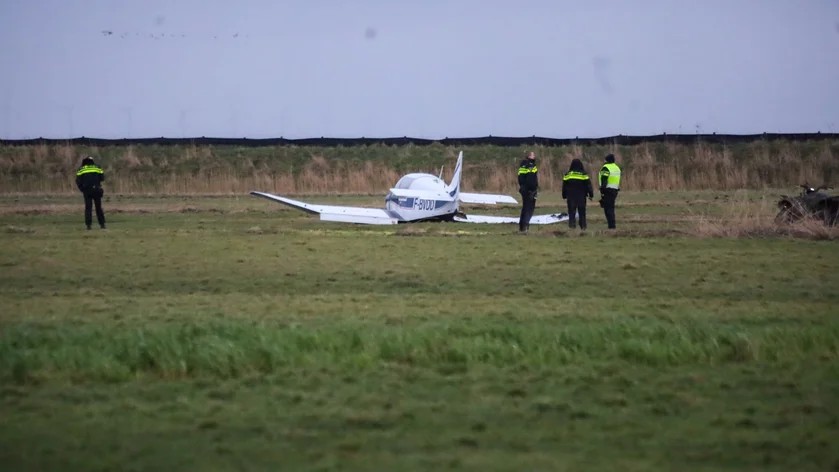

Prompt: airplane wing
xmin=250 ymin=191 xmax=401 ymax=225
xmin=458 ymin=192 xmax=518 ymax=205
xmin=453 ymin=212 xmax=569 ymax=224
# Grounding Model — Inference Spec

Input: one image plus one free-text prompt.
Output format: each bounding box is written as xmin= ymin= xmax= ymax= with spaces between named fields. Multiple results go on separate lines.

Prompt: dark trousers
xmin=519 ymin=192 xmax=536 ymax=232
xmin=600 ymin=189 xmax=619 ymax=229
xmin=83 ymin=188 xmax=106 ymax=228
xmin=566 ymin=196 xmax=587 ymax=229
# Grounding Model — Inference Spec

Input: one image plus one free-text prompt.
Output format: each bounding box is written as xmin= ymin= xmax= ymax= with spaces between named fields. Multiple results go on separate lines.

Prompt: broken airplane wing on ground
xmin=249 ymin=191 xmax=402 ymax=225
xmin=452 ymin=213 xmax=568 ymax=224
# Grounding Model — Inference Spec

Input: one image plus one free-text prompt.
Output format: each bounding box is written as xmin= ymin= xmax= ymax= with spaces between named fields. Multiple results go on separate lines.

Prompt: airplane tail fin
xmin=445 ymin=151 xmax=464 ymax=198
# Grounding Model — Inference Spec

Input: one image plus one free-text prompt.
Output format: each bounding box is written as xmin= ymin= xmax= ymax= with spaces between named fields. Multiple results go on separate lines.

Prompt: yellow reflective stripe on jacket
xmin=76 ymin=165 xmax=104 ymax=176
xmin=518 ymin=166 xmax=538 ymax=175
xmin=563 ymin=171 xmax=589 ymax=181
xmin=599 ymin=163 xmax=621 ymax=189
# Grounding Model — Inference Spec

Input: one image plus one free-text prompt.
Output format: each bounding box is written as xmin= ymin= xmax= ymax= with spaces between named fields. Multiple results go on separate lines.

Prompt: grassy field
xmin=1 ymin=191 xmax=838 ymax=471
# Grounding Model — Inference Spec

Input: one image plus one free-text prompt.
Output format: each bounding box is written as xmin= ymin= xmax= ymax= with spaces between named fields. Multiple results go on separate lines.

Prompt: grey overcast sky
xmin=1 ymin=0 xmax=838 ymax=139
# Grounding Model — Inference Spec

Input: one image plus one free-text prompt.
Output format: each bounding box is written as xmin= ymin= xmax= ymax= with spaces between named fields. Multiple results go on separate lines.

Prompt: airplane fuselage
xmin=384 ymin=172 xmax=459 ymax=222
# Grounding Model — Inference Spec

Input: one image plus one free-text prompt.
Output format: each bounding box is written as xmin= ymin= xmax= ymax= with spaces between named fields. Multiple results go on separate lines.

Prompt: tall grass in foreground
xmin=3 ymin=319 xmax=838 ymax=384
xmin=1 ymin=140 xmax=836 ymax=194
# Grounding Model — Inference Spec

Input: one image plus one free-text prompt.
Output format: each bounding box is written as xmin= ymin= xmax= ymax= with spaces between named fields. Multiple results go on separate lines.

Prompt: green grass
xmin=1 ymin=192 xmax=838 ymax=471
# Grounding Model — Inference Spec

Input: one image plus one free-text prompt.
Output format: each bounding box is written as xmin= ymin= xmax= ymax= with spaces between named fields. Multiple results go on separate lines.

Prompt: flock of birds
xmin=101 ymin=30 xmax=248 ymax=40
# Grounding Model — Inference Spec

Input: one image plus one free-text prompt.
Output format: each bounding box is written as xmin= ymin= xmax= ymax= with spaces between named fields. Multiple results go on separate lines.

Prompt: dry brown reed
xmin=0 ymin=140 xmax=836 ymax=195
xmin=691 ymin=193 xmax=839 ymax=240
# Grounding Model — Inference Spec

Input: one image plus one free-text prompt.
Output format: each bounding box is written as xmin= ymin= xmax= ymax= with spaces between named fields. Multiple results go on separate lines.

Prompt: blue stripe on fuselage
xmin=389 ymin=197 xmax=450 ymax=210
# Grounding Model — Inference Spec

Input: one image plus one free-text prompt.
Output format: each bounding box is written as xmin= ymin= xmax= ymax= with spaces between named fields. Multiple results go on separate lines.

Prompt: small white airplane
xmin=250 ymin=151 xmax=568 ymax=225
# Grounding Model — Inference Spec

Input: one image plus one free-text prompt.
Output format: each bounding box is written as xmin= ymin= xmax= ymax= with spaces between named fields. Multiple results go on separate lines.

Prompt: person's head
xmin=527 ymin=151 xmax=536 ymax=161
xmin=604 ymin=154 xmax=615 ymax=163
xmin=569 ymin=158 xmax=584 ymax=173
xmin=81 ymin=156 xmax=95 ymax=166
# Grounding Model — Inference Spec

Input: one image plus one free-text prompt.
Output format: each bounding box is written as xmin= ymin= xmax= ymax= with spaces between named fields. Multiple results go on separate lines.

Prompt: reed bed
xmin=1 ymin=140 xmax=836 ymax=195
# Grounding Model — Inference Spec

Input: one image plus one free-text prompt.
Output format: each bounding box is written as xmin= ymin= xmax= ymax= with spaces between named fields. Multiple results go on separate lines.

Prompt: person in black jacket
xmin=75 ymin=156 xmax=106 ymax=230
xmin=517 ymin=151 xmax=538 ymax=233
xmin=562 ymin=158 xmax=594 ymax=230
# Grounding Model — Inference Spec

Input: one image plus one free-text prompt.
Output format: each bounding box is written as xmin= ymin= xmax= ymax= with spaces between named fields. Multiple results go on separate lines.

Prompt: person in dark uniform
xmin=562 ymin=158 xmax=594 ymax=230
xmin=75 ymin=156 xmax=107 ymax=230
xmin=517 ymin=151 xmax=538 ymax=233
xmin=598 ymin=154 xmax=622 ymax=229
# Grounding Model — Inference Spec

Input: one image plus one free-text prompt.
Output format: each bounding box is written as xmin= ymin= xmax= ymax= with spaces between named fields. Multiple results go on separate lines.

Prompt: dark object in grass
xmin=776 ymin=184 xmax=839 ymax=226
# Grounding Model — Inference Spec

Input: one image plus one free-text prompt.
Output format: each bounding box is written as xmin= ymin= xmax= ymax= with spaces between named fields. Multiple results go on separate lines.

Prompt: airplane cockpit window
xmin=394 ymin=173 xmax=445 ymax=191
xmin=394 ymin=175 xmax=416 ymax=189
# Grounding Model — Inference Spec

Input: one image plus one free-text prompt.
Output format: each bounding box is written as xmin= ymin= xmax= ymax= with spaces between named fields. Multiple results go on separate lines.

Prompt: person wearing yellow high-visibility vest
xmin=598 ymin=154 xmax=621 ymax=229
xmin=75 ymin=156 xmax=107 ymax=230
xmin=517 ymin=151 xmax=539 ymax=233
xmin=562 ymin=158 xmax=594 ymax=230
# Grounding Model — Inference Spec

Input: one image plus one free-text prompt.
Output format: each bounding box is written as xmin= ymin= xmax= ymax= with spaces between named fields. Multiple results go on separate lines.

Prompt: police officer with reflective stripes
xmin=598 ymin=154 xmax=621 ymax=229
xmin=75 ymin=156 xmax=106 ymax=230
xmin=562 ymin=158 xmax=594 ymax=230
xmin=517 ymin=151 xmax=538 ymax=233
